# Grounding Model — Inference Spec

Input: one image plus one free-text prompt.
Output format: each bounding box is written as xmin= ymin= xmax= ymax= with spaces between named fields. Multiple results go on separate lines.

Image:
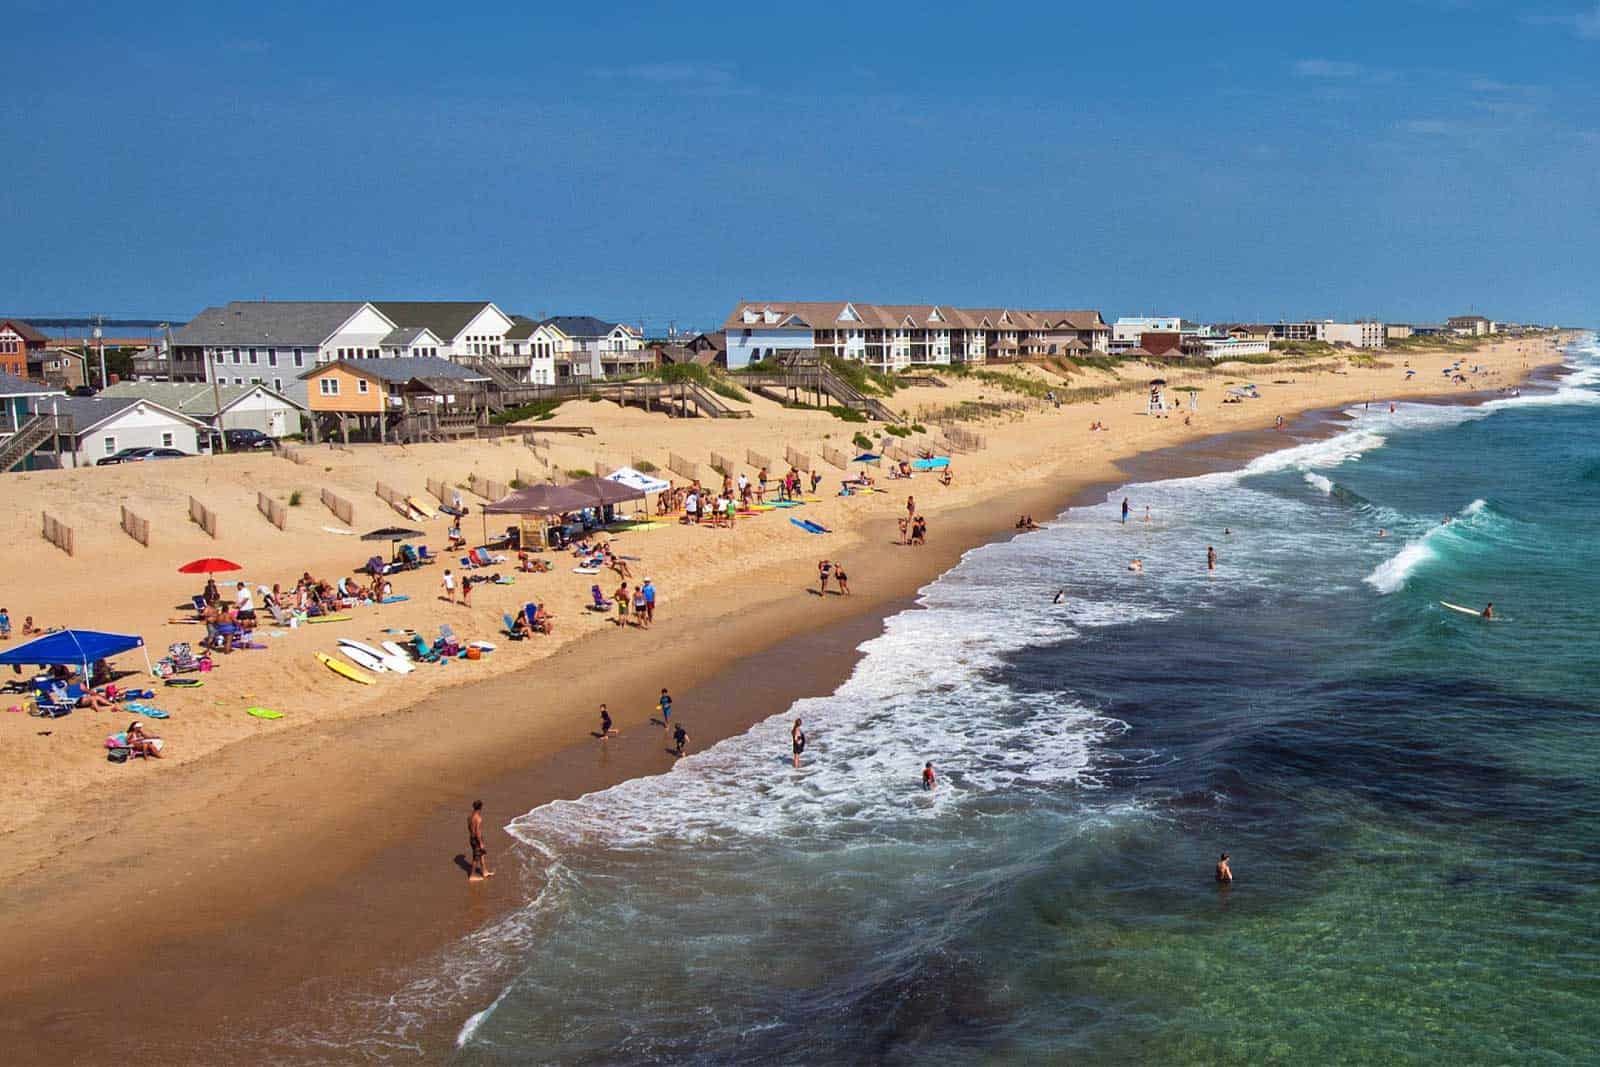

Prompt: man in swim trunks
xmin=468 ymin=800 xmax=493 ymax=882
xmin=1216 ymin=852 xmax=1232 ymax=884
xmin=1207 ymin=546 xmax=1217 ymax=572
xmin=818 ymin=559 xmax=832 ymax=595
xmin=792 ymin=718 xmax=806 ymax=768
xmin=1121 ymin=497 xmax=1130 ymax=524
xmin=1482 ymin=602 xmax=1494 ymax=619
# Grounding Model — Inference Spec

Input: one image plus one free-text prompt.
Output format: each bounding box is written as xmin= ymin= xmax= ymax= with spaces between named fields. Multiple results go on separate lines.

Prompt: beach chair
xmin=502 ymin=613 xmax=526 ymax=640
xmin=190 ymin=594 xmax=208 ymax=615
xmin=436 ymin=624 xmax=461 ymax=657
xmin=266 ymin=600 xmax=292 ymax=627
xmin=362 ymin=555 xmax=391 ymax=577
xmin=32 ymin=681 xmax=77 ymax=718
xmin=416 ymin=545 xmax=437 ymax=565
xmin=402 ymin=633 xmax=439 ymax=663
xmin=399 ymin=544 xmax=421 ymax=569
xmin=588 ymin=585 xmax=613 ymax=612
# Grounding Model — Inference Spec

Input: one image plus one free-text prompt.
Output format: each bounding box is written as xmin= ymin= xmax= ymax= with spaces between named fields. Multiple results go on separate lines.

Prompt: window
xmin=273 ymin=378 xmax=282 ymax=392
xmin=214 ymin=351 xmax=225 ymax=364
xmin=319 ymin=378 xmax=340 ymax=396
xmin=161 ymin=431 xmax=174 ymax=448
xmin=267 ymin=350 xmax=277 ymax=367
xmin=357 ymin=379 xmax=369 ymax=394
xmin=234 ymin=377 xmax=245 ymax=386
xmin=293 ymin=350 xmax=304 ymax=367
xmin=103 ymin=436 xmax=117 ymax=455
xmin=231 ymin=350 xmax=241 ymax=364
xmin=248 ymin=348 xmax=258 ymax=364
xmin=250 ymin=377 xmax=262 ymax=386
xmin=368 ymin=348 xmax=378 ymax=359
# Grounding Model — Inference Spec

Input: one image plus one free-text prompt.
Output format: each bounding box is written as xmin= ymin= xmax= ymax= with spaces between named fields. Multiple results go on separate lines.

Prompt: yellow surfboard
xmin=316 ymin=652 xmax=375 ymax=685
xmin=407 ymin=496 xmax=439 ymax=519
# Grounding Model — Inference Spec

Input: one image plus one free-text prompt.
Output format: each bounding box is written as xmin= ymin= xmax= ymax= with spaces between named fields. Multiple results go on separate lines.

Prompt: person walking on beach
xmin=922 ymin=761 xmax=937 ymax=791
xmin=834 ymin=563 xmax=850 ymax=596
xmin=659 ymin=688 xmax=673 ymax=725
xmin=1215 ymin=852 xmax=1233 ymax=884
xmin=907 ymin=495 xmax=916 ymax=523
xmin=441 ymin=568 xmax=457 ymax=605
xmin=599 ymin=704 xmax=617 ymax=739
xmin=1121 ymin=497 xmax=1130 ymax=525
xmin=818 ymin=559 xmax=832 ymax=595
xmin=633 ymin=585 xmax=649 ymax=628
xmin=1207 ymin=545 xmax=1217 ymax=572
xmin=461 ymin=574 xmax=473 ymax=608
xmin=791 ymin=718 xmax=806 ymax=768
xmin=642 ymin=579 xmax=656 ymax=624
xmin=468 ymin=800 xmax=493 ymax=882
xmin=672 ymin=722 xmax=689 ymax=758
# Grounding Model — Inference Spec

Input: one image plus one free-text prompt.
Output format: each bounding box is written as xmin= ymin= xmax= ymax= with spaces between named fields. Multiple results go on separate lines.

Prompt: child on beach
xmin=659 ymin=688 xmax=673 ymax=724
xmin=441 ymin=569 xmax=457 ymax=604
xmin=672 ymin=722 xmax=689 ymax=758
xmin=615 ymin=582 xmax=630 ymax=624
xmin=599 ymin=704 xmax=618 ymax=739
xmin=0 ymin=607 xmax=10 ymax=639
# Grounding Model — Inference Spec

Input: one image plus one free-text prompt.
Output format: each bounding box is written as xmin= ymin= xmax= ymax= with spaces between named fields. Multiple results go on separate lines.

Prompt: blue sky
xmin=3 ymin=0 xmax=1598 ymax=330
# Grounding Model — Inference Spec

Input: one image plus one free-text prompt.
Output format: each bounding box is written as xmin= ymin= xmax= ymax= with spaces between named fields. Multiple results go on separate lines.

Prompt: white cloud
xmin=1523 ymin=5 xmax=1600 ymax=39
xmin=1294 ymin=58 xmax=1366 ymax=78
xmin=591 ymin=63 xmax=734 ymax=86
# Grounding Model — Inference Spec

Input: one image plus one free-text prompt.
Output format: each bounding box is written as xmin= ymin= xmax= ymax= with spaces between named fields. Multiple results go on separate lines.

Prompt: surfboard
xmin=321 ymin=526 xmax=355 ymax=535
xmin=316 ymin=652 xmax=374 ymax=685
xmin=307 ymin=614 xmax=350 ymax=624
xmin=1441 ymin=601 xmax=1496 ymax=619
xmin=407 ymin=496 xmax=439 ymax=519
xmin=338 ymin=644 xmax=388 ymax=673
xmin=468 ymin=640 xmax=497 ymax=652
xmin=380 ymin=640 xmax=416 ymax=664
xmin=247 ymin=706 xmax=283 ymax=720
xmin=164 ymin=677 xmax=203 ymax=688
xmin=379 ymin=595 xmax=410 ymax=604
xmin=339 ymin=638 xmax=411 ymax=674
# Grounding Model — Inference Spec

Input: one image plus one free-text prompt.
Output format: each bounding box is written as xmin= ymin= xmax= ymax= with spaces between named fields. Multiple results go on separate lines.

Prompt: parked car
xmin=207 ymin=427 xmax=274 ymax=452
xmin=96 ymin=447 xmax=190 ymax=466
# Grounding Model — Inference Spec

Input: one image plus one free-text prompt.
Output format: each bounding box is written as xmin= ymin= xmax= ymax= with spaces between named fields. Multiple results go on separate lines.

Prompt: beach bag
xmin=107 ymin=747 xmax=130 ymax=763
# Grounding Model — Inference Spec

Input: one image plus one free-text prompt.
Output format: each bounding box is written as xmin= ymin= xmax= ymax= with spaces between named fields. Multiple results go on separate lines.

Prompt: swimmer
xmin=1378 ymin=528 xmax=1388 ymax=538
xmin=1206 ymin=545 xmax=1217 ymax=572
xmin=1224 ymin=527 xmax=1232 ymax=536
xmin=1482 ymin=602 xmax=1494 ymax=619
xmin=1216 ymin=852 xmax=1233 ymax=884
xmin=922 ymin=761 xmax=936 ymax=791
xmin=1128 ymin=559 xmax=1144 ymax=573
xmin=1052 ymin=589 xmax=1066 ymax=605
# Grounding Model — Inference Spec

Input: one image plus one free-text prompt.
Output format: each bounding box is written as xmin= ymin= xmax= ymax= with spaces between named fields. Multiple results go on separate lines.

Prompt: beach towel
xmin=910 ymin=457 xmax=950 ymax=470
xmin=789 ymin=517 xmax=829 ymax=534
xmin=125 ymin=702 xmax=169 ymax=719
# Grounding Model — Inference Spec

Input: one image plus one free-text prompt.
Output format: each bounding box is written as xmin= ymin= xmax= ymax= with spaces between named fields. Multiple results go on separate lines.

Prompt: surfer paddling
xmin=1482 ymin=602 xmax=1494 ymax=619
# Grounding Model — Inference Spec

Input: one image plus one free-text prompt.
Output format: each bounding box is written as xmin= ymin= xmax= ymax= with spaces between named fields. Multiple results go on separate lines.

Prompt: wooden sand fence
xmin=119 ymin=505 xmax=150 ymax=547
xmin=668 ymin=452 xmax=699 ymax=482
xmin=42 ymin=511 xmax=75 ymax=556
xmin=883 ymin=442 xmax=912 ymax=463
xmin=320 ymin=488 xmax=353 ymax=525
xmin=942 ymin=426 xmax=987 ymax=452
xmin=709 ymin=450 xmax=735 ymax=476
xmin=466 ymin=472 xmax=506 ymax=501
xmin=279 ymin=445 xmax=310 ymax=465
xmin=188 ymin=496 xmax=218 ymax=539
xmin=820 ymin=446 xmax=849 ymax=470
xmin=515 ymin=468 xmax=544 ymax=488
xmin=785 ymin=445 xmax=811 ymax=471
xmin=375 ymin=482 xmax=411 ymax=517
xmin=745 ymin=448 xmax=771 ymax=470
xmin=257 ymin=492 xmax=287 ymax=530
xmin=426 ymin=477 xmax=451 ymax=504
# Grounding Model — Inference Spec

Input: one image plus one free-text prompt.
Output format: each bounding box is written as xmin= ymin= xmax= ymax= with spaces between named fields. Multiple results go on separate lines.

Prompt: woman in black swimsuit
xmin=791 ymin=718 xmax=806 ymax=769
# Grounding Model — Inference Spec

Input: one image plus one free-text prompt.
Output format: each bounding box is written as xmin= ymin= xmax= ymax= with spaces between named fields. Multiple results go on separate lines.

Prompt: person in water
xmin=791 ymin=718 xmax=806 ymax=769
xmin=1053 ymin=589 xmax=1066 ymax=604
xmin=1207 ymin=545 xmax=1217 ymax=572
xmin=1121 ymin=497 xmax=1130 ymax=525
xmin=1216 ymin=852 xmax=1233 ymax=884
xmin=599 ymin=703 xmax=618 ymax=739
xmin=922 ymin=761 xmax=937 ymax=791
xmin=1482 ymin=602 xmax=1495 ymax=619
xmin=672 ymin=722 xmax=689 ymax=758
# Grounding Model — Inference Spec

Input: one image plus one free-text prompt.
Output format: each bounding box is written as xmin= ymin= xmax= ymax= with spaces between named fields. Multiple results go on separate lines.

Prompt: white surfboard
xmin=338 ymin=641 xmax=389 ymax=673
xmin=1441 ymin=601 xmax=1494 ymax=619
xmin=341 ymin=637 xmax=414 ymax=674
xmin=468 ymin=640 xmax=497 ymax=652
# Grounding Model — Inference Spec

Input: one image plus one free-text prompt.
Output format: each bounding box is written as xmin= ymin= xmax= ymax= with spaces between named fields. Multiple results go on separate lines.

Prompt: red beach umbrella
xmin=177 ymin=557 xmax=242 ymax=574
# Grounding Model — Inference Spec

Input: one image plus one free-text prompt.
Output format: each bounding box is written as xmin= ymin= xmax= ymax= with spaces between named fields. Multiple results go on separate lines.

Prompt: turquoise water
xmin=272 ymin=339 xmax=1600 ymax=1062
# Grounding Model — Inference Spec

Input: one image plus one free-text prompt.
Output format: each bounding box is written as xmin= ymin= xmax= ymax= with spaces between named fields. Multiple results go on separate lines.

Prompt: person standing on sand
xmin=642 ymin=578 xmax=656 ymax=624
xmin=907 ymin=495 xmax=916 ymax=523
xmin=468 ymin=800 xmax=493 ymax=882
xmin=834 ymin=563 xmax=850 ymax=596
xmin=659 ymin=688 xmax=673 ymax=725
xmin=791 ymin=718 xmax=806 ymax=768
xmin=1207 ymin=546 xmax=1217 ymax=572
xmin=599 ymin=704 xmax=617 ymax=739
xmin=461 ymin=574 xmax=473 ymax=608
xmin=615 ymin=581 xmax=630 ymax=625
xmin=818 ymin=559 xmax=832 ymax=595
xmin=922 ymin=761 xmax=937 ymax=791
xmin=633 ymin=585 xmax=649 ymax=627
xmin=441 ymin=568 xmax=457 ymax=605
xmin=1215 ymin=852 xmax=1232 ymax=884
xmin=1121 ymin=497 xmax=1130 ymax=525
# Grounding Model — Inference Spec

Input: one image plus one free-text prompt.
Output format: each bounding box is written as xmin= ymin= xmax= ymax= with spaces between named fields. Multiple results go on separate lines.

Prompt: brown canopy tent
xmin=564 ymin=476 xmax=647 ymax=508
xmin=482 ymin=483 xmax=594 ymax=549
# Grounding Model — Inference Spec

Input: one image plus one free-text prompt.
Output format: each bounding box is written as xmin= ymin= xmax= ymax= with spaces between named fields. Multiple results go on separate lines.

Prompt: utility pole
xmin=209 ymin=340 xmax=228 ymax=455
xmin=94 ymin=314 xmax=106 ymax=390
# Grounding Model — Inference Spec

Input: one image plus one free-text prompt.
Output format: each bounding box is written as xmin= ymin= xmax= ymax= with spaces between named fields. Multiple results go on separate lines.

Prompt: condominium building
xmin=723 ymin=301 xmax=1108 ymax=372
xmin=1446 ymin=314 xmax=1495 ymax=336
xmin=1322 ymin=321 xmax=1387 ymax=349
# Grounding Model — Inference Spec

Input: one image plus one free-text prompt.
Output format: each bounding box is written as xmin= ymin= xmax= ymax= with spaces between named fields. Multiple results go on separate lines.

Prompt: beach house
xmin=0 ymin=320 xmax=48 ymax=379
xmin=371 ymin=302 xmax=515 ymax=360
xmin=0 ymin=373 xmax=66 ymax=471
xmin=1322 ymin=321 xmax=1387 ymax=349
xmin=98 ymin=381 xmax=305 ymax=439
xmin=722 ymin=302 xmax=1108 ymax=371
xmin=298 ymin=356 xmax=491 ymax=444
xmin=29 ymin=347 xmax=87 ymax=390
xmin=1446 ymin=314 xmax=1495 ymax=337
xmin=1111 ymin=316 xmax=1182 ymax=353
xmin=28 ymin=394 xmax=208 ymax=468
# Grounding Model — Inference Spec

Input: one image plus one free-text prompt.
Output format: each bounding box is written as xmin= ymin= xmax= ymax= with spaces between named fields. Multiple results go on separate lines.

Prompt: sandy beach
xmin=0 ymin=335 xmax=1566 ymax=1062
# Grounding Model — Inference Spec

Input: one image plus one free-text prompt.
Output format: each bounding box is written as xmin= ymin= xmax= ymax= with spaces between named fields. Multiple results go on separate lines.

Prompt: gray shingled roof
xmin=298 ymin=356 xmax=488 ymax=383
xmin=373 ymin=302 xmax=495 ymax=341
xmin=29 ymin=395 xmax=206 ymax=434
xmin=171 ymin=302 xmax=372 ymax=347
xmin=100 ymin=381 xmax=305 ymax=415
xmin=380 ymin=326 xmax=434 ymax=346
xmin=0 ymin=371 xmax=63 ymax=397
xmin=503 ymin=317 xmax=538 ymax=341
xmin=540 ymin=315 xmax=625 ymax=339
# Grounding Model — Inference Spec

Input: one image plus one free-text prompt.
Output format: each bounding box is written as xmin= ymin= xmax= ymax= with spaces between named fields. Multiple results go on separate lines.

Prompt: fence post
xmin=188 ymin=496 xmax=218 ymax=538
xmin=118 ymin=505 xmax=150 ymax=546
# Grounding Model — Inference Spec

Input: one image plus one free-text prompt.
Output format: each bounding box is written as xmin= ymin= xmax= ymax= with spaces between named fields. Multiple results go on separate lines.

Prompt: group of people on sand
xmin=816 ymin=559 xmax=851 ymax=596
xmin=610 ymin=579 xmax=656 ymax=628
xmin=0 ymin=608 xmax=44 ymax=641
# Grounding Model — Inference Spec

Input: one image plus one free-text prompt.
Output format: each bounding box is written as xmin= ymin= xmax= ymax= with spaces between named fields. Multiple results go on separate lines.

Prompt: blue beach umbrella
xmin=0 ymin=629 xmax=152 ymax=677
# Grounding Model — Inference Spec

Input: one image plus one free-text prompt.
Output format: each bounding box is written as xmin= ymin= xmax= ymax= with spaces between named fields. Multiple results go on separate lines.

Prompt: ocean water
xmin=291 ymin=338 xmax=1600 ymax=1062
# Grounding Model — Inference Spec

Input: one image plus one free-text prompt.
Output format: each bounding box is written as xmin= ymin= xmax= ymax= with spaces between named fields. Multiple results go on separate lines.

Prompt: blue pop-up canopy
xmin=0 ymin=629 xmax=151 ymax=674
